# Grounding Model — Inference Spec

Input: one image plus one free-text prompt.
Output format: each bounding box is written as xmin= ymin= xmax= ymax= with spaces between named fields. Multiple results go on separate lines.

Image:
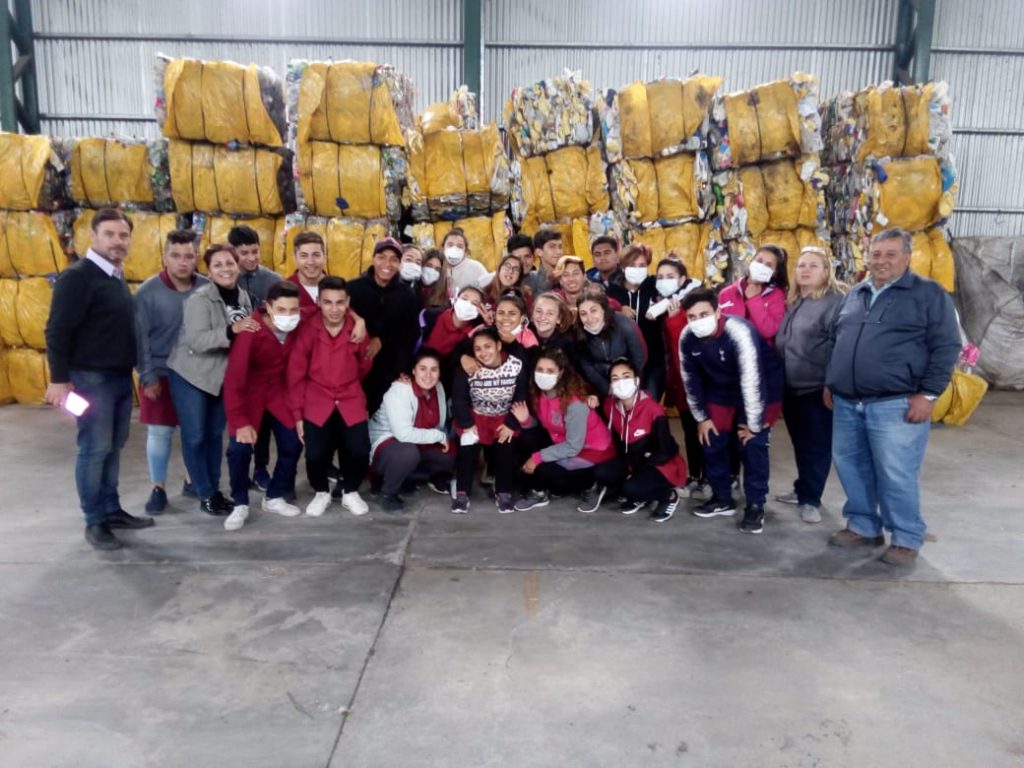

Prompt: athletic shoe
xmin=224 ymin=505 xmax=249 ymax=531
xmin=145 ymin=486 xmax=168 ymax=515
xmin=649 ymin=492 xmax=679 ymax=523
xmin=306 ymin=492 xmax=332 ymax=518
xmin=619 ymin=500 xmax=646 ymax=516
xmin=262 ymin=497 xmax=302 ymax=517
xmin=379 ymin=494 xmax=405 ymax=513
xmin=692 ymin=497 xmax=737 ymax=518
xmin=427 ymin=475 xmax=451 ymax=495
xmin=514 ymin=489 xmax=550 ymax=512
xmin=576 ymin=483 xmax=607 ymax=514
xmin=775 ymin=491 xmax=799 ymax=506
xmin=451 ymin=493 xmax=470 ymax=514
xmin=341 ymin=491 xmax=370 ymax=516
xmin=495 ymin=492 xmax=515 ymax=514
xmin=799 ymin=504 xmax=822 ymax=524
xmin=739 ymin=504 xmax=765 ymax=534
xmin=251 ymin=469 xmax=270 ymax=492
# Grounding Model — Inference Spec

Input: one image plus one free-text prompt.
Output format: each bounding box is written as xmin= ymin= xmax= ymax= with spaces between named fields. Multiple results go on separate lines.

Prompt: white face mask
xmin=611 ymin=377 xmax=638 ymax=400
xmin=584 ymin=323 xmax=604 ymax=335
xmin=655 ymin=277 xmax=679 ymax=297
xmin=534 ymin=371 xmax=559 ymax=391
xmin=271 ymin=313 xmax=300 ymax=334
xmin=689 ymin=314 xmax=718 ymax=338
xmin=624 ymin=266 xmax=648 ymax=285
xmin=749 ymin=260 xmax=775 ymax=284
xmin=445 ymin=246 xmax=465 ymax=266
xmin=453 ymin=297 xmax=479 ymax=322
xmin=400 ymin=262 xmax=422 ymax=281
xmin=421 ymin=266 xmax=440 ymax=286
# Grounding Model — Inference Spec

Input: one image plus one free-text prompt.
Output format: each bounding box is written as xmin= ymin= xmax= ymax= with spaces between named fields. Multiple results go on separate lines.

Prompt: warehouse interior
xmin=1 ymin=0 xmax=1023 ymax=766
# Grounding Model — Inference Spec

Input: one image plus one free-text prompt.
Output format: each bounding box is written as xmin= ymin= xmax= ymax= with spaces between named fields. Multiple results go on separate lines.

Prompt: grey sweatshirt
xmin=537 ymin=400 xmax=589 ymax=464
xmin=238 ymin=265 xmax=281 ymax=306
xmin=134 ymin=272 xmax=208 ymax=387
xmin=775 ymin=292 xmax=844 ymax=395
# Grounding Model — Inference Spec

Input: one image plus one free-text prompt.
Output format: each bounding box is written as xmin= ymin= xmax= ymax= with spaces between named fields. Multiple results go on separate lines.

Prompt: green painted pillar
xmin=912 ymin=0 xmax=936 ymax=83
xmin=0 ymin=9 xmax=16 ymax=132
xmin=463 ymin=0 xmax=482 ymax=106
xmin=13 ymin=0 xmax=39 ymax=133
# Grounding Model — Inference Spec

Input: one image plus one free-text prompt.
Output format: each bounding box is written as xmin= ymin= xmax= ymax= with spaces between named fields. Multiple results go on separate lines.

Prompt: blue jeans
xmin=69 ymin=369 xmax=133 ymax=525
xmin=703 ymin=424 xmax=771 ymax=506
xmin=227 ymin=414 xmax=303 ymax=506
xmin=783 ymin=388 xmax=834 ymax=507
xmin=168 ymin=371 xmax=225 ymax=500
xmin=146 ymin=424 xmax=175 ymax=485
xmin=832 ymin=395 xmax=931 ymax=549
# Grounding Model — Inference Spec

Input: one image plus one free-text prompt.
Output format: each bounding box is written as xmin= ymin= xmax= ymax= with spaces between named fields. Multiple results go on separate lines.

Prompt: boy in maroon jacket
xmin=287 ymin=276 xmax=373 ymax=518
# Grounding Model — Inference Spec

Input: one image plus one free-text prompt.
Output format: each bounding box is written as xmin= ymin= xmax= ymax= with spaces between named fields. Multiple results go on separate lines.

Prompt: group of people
xmin=44 ymin=208 xmax=961 ymax=568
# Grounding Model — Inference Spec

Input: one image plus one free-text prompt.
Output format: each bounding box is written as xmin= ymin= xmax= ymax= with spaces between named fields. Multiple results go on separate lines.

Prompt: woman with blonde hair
xmin=774 ymin=245 xmax=847 ymax=523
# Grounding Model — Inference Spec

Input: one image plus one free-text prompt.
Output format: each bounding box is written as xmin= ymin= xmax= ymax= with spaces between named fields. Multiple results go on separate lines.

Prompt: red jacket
xmin=288 ymin=271 xmax=320 ymax=319
xmin=223 ymin=311 xmax=295 ymax=433
xmin=663 ymin=310 xmax=689 ymax=411
xmin=717 ymin=279 xmax=785 ymax=346
xmin=425 ymin=308 xmax=472 ymax=357
xmin=287 ymin=313 xmax=372 ymax=427
xmin=604 ymin=390 xmax=687 ymax=487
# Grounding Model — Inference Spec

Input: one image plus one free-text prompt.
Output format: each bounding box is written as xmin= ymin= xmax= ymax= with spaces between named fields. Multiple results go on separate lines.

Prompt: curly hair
xmin=530 ymin=347 xmax=592 ymax=414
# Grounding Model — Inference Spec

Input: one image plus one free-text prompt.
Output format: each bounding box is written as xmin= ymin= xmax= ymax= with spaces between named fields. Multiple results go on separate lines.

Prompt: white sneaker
xmin=306 ymin=492 xmax=332 ymax=517
xmin=224 ymin=505 xmax=249 ymax=531
xmin=799 ymin=504 xmax=822 ymax=524
xmin=341 ymin=491 xmax=369 ymax=516
xmin=262 ymin=497 xmax=302 ymax=517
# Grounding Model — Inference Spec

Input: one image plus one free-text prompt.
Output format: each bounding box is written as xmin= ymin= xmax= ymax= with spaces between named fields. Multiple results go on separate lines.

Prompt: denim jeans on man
xmin=831 ymin=395 xmax=931 ymax=549
xmin=226 ymin=414 xmax=302 ymax=506
xmin=69 ymin=369 xmax=133 ymax=525
xmin=168 ymin=370 xmax=226 ymax=499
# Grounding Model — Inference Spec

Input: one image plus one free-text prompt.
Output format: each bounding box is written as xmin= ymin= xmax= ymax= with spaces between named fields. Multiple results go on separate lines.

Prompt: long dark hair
xmin=530 ymin=347 xmax=591 ymax=414
xmin=754 ymin=244 xmax=790 ymax=294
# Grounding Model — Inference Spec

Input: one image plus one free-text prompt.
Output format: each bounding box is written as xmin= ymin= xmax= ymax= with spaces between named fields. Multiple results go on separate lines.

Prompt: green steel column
xmin=13 ymin=0 xmax=39 ymax=133
xmin=0 ymin=8 xmax=16 ymax=132
xmin=912 ymin=0 xmax=936 ymax=83
xmin=463 ymin=0 xmax=482 ymax=105
xmin=893 ymin=0 xmax=915 ymax=83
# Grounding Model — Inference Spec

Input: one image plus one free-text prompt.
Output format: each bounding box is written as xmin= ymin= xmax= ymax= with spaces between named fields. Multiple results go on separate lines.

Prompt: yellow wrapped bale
xmin=717 ymin=155 xmax=826 ymax=239
xmin=410 ymin=124 xmax=509 ymax=219
xmin=613 ymin=152 xmax=712 ymax=226
xmin=280 ymin=216 xmax=389 ymax=280
xmin=73 ymin=209 xmax=179 ymax=282
xmin=877 ymin=156 xmax=944 ymax=232
xmin=70 ymin=138 xmax=166 ymax=209
xmin=0 ymin=133 xmax=66 ymax=211
xmin=295 ymin=142 xmax=397 ymax=219
xmin=909 ymin=227 xmax=955 ymax=292
xmin=14 ymin=277 xmax=52 ymax=351
xmin=547 ymin=146 xmax=589 ymax=220
xmin=7 ymin=346 xmax=49 ymax=405
xmin=610 ymin=76 xmax=724 ymax=160
xmin=0 ymin=279 xmax=20 ymax=346
xmin=632 ymin=222 xmax=712 ymax=281
xmin=514 ymin=145 xmax=607 ymax=231
xmin=586 ymin=143 xmax=610 ymax=212
xmin=159 ymin=56 xmax=285 ymax=146
xmin=168 ymin=140 xmax=292 ymax=216
xmin=617 ymin=82 xmax=652 ymax=161
xmin=0 ymin=211 xmax=69 ymax=277
xmin=0 ymin=346 xmax=14 ymax=404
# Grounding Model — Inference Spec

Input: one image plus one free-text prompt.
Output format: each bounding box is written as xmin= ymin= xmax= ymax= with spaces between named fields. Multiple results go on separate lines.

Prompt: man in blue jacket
xmin=825 ymin=227 xmax=960 ymax=566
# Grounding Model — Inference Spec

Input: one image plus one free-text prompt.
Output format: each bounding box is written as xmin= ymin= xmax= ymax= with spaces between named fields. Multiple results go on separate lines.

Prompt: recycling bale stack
xmin=0 ymin=132 xmax=74 ymax=405
xmin=406 ymin=89 xmax=512 ymax=270
xmin=708 ymin=73 xmax=831 ymax=285
xmin=155 ymin=54 xmax=293 ymax=275
xmin=821 ymin=80 xmax=957 ymax=289
xmin=284 ymin=59 xmax=412 ymax=278
xmin=599 ymin=74 xmax=723 ymax=283
xmin=505 ymin=71 xmax=619 ymax=264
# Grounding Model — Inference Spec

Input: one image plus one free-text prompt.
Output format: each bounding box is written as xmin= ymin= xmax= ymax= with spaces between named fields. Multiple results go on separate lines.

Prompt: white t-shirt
xmin=449 ymin=258 xmax=488 ymax=293
xmin=302 ymin=283 xmax=319 ymax=303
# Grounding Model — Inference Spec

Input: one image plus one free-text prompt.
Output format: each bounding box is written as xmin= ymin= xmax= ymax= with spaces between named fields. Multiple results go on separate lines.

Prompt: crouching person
xmin=287 ymin=276 xmax=373 ymax=518
xmin=605 ymin=358 xmax=688 ymax=522
xmin=222 ymin=281 xmax=305 ymax=530
xmin=368 ymin=348 xmax=455 ymax=513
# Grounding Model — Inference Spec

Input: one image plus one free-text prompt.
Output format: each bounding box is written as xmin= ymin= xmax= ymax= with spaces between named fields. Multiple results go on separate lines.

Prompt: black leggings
xmin=679 ymin=409 xmax=705 ymax=482
xmin=304 ymin=411 xmax=370 ymax=494
xmin=456 ymin=441 xmax=516 ymax=495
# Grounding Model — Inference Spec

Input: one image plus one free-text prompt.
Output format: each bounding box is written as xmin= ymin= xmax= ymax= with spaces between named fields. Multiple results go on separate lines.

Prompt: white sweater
xmin=368 ymin=380 xmax=448 ymax=460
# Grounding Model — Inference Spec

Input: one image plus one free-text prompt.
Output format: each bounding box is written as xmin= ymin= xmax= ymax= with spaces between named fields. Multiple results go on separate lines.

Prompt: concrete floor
xmin=0 ymin=392 xmax=1022 ymax=768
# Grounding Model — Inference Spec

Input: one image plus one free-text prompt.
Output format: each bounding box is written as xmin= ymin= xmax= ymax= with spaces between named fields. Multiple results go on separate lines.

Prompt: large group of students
xmin=45 ymin=208 xmax=962 ymax=567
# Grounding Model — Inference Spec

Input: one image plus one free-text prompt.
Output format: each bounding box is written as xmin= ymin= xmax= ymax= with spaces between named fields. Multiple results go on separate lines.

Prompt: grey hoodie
xmin=775 ymin=292 xmax=843 ymax=395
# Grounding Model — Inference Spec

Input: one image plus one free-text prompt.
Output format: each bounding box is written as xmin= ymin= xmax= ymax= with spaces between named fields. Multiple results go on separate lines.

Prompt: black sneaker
xmin=495 ymin=492 xmax=515 ymax=514
xmin=576 ymin=483 xmax=607 ymax=514
xmin=200 ymin=497 xmax=231 ymax=517
xmin=451 ymin=493 xmax=470 ymax=514
xmin=619 ymin=500 xmax=646 ymax=516
xmin=427 ymin=475 xmax=451 ymax=495
xmin=739 ymin=504 xmax=765 ymax=534
xmin=106 ymin=509 xmax=155 ymax=529
xmin=85 ymin=523 xmax=123 ymax=550
xmin=182 ymin=480 xmax=199 ymax=499
xmin=145 ymin=486 xmax=168 ymax=515
xmin=649 ymin=492 xmax=679 ymax=523
xmin=514 ymin=489 xmax=549 ymax=512
xmin=379 ymin=494 xmax=405 ymax=513
xmin=692 ymin=497 xmax=737 ymax=518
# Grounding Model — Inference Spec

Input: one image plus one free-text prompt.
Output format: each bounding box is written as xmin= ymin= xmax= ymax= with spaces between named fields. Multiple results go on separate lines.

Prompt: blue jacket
xmin=825 ymin=269 xmax=960 ymax=400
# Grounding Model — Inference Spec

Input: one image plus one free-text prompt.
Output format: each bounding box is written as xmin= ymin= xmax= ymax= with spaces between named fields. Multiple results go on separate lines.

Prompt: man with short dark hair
xmin=522 ymin=229 xmax=563 ymax=294
xmin=506 ymin=233 xmax=535 ymax=277
xmin=825 ymin=227 xmax=960 ymax=566
xmin=45 ymin=208 xmax=154 ymax=550
xmin=134 ymin=229 xmax=208 ymax=513
xmin=287 ymin=232 xmax=328 ymax=315
xmin=587 ymin=236 xmax=623 ymax=288
xmin=229 ymin=224 xmax=279 ymax=306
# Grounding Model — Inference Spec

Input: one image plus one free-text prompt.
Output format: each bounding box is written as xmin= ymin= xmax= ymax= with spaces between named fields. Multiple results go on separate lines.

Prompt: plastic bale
xmin=8 ymin=347 xmax=48 ymax=404
xmin=664 ymin=222 xmax=712 ymax=284
xmin=942 ymin=369 xmax=988 ymax=426
xmin=502 ymin=71 xmax=594 ymax=158
xmin=168 ymin=141 xmax=293 ymax=216
xmin=520 ymin=156 xmax=556 ymax=229
xmin=0 ymin=133 xmax=68 ymax=211
xmin=0 ymin=279 xmax=21 ymax=346
xmin=404 ymin=130 xmax=430 ymax=221
xmin=1 ymin=211 xmax=69 ymax=276
xmin=877 ymin=156 xmax=945 ymax=232
xmin=651 ymin=76 xmax=723 ymax=156
xmin=68 ymin=137 xmax=172 ymax=210
xmin=655 ymin=153 xmax=702 ymax=221
xmin=586 ymin=142 xmax=610 ymax=213
xmin=618 ymin=81 xmax=653 ymax=160
xmin=14 ymin=277 xmax=52 ymax=351
xmin=547 ymin=146 xmax=590 ymax=220
xmin=0 ymin=346 xmax=13 ymax=404
xmin=929 ymin=227 xmax=955 ymax=292
xmin=296 ymin=142 xmax=398 ymax=219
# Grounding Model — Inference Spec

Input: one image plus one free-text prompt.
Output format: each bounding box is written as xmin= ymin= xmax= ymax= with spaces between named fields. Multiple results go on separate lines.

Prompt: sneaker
xmin=224 ymin=505 xmax=249 ymax=531
xmin=619 ymin=500 xmax=646 ymax=516
xmin=200 ymin=497 xmax=231 ymax=517
xmin=181 ymin=480 xmax=199 ymax=499
xmin=451 ymin=492 xmax=470 ymax=514
xmin=739 ymin=504 xmax=765 ymax=534
xmin=341 ymin=491 xmax=370 ymax=516
xmin=251 ymin=469 xmax=270 ymax=492
xmin=145 ymin=486 xmax=168 ymax=515
xmin=649 ymin=492 xmax=679 ymax=523
xmin=514 ymin=489 xmax=549 ymax=512
xmin=209 ymin=491 xmax=234 ymax=513
xmin=829 ymin=528 xmax=885 ymax=548
xmin=427 ymin=475 xmax=451 ymax=495
xmin=495 ymin=492 xmax=515 ymax=514
xmin=879 ymin=545 xmax=919 ymax=567
xmin=262 ymin=497 xmax=302 ymax=517
xmin=692 ymin=497 xmax=737 ymax=518
xmin=306 ymin=491 xmax=332 ymax=518
xmin=577 ymin=483 xmax=607 ymax=514
xmin=379 ymin=494 xmax=405 ymax=513
xmin=799 ymin=504 xmax=822 ymax=524
xmin=775 ymin=491 xmax=799 ymax=506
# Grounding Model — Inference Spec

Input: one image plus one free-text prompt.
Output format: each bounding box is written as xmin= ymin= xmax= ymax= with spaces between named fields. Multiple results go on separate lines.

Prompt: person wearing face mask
xmin=167 ymin=244 xmax=259 ymax=517
xmin=440 ymin=228 xmax=487 ymax=294
xmin=609 ymin=244 xmax=665 ymax=397
xmin=604 ymin=359 xmax=688 ymax=522
xmin=680 ymin=288 xmax=778 ymax=535
xmin=425 ymin=286 xmax=490 ymax=359
xmin=368 ymin=349 xmax=455 ymax=513
xmin=399 ymin=244 xmax=425 ymax=289
xmin=221 ymin=281 xmax=305 ymax=530
xmin=511 ymin=349 xmax=619 ymax=514
xmin=575 ymin=292 xmax=647 ymax=399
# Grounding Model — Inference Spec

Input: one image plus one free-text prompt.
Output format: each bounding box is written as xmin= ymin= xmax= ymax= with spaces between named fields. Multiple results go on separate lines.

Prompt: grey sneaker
xmin=775 ymin=491 xmax=799 ymax=505
xmin=495 ymin=492 xmax=515 ymax=514
xmin=799 ymin=504 xmax=822 ymax=524
xmin=514 ymin=489 xmax=549 ymax=512
xmin=576 ymin=483 xmax=606 ymax=514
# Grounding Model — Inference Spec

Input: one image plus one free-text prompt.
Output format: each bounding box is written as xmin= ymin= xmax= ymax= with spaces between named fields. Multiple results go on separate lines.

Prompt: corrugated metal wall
xmin=28 ymin=0 xmax=1024 ymax=237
